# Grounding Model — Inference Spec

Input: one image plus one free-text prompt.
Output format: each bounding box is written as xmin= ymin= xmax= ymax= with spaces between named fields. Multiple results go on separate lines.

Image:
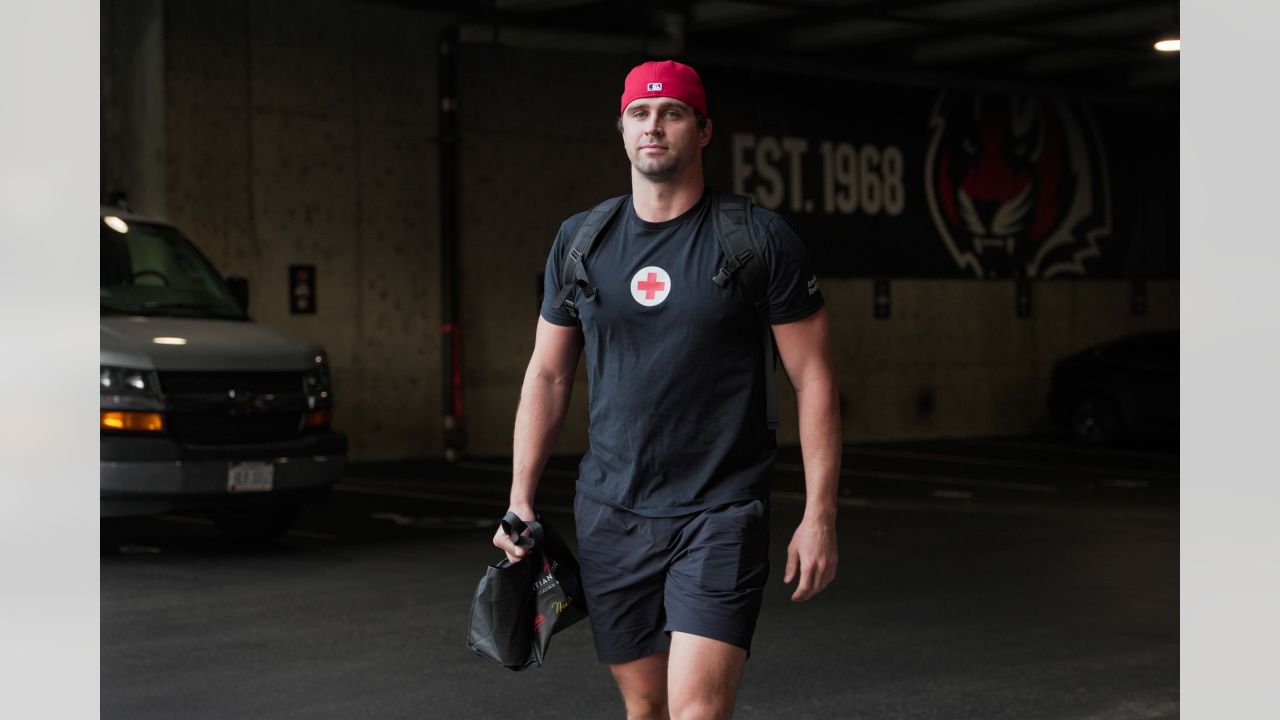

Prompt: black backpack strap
xmin=551 ymin=195 xmax=629 ymax=319
xmin=710 ymin=192 xmax=779 ymax=431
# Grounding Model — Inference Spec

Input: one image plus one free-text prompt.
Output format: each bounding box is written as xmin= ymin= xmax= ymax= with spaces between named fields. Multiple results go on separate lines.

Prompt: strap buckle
xmin=712 ymin=249 xmax=755 ymax=287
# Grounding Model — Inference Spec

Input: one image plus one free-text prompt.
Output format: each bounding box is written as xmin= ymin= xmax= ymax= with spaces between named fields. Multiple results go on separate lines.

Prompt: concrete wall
xmin=101 ymin=5 xmax=1178 ymax=460
xmin=455 ymin=47 xmax=634 ymax=456
xmin=160 ymin=0 xmax=448 ymax=460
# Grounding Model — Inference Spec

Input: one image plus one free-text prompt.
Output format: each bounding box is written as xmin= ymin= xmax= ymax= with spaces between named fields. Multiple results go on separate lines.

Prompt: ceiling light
xmin=104 ymin=216 xmax=129 ymax=233
xmin=153 ymin=337 xmax=188 ymax=346
xmin=1154 ymin=38 xmax=1180 ymax=52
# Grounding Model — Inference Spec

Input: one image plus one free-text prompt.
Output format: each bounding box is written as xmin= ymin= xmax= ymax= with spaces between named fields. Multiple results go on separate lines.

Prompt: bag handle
xmin=500 ymin=511 xmax=544 ymax=550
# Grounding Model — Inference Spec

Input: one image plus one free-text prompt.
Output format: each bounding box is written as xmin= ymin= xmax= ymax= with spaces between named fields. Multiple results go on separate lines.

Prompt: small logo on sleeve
xmin=647 ymin=82 xmax=663 ymax=92
xmin=807 ymin=275 xmax=819 ymax=295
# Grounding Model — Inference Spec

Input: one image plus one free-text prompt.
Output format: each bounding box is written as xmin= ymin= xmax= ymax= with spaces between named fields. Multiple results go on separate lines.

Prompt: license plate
xmin=227 ymin=462 xmax=274 ymax=493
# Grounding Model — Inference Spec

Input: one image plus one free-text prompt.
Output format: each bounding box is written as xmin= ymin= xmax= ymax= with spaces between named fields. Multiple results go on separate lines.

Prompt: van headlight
xmin=100 ymin=366 xmax=165 ymax=431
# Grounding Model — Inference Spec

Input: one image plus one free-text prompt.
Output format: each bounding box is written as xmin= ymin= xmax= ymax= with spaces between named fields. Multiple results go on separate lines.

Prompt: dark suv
xmin=1047 ymin=330 xmax=1178 ymax=445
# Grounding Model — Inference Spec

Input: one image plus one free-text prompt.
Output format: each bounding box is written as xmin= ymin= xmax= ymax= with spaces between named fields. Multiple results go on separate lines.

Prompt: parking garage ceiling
xmin=393 ymin=0 xmax=1179 ymax=101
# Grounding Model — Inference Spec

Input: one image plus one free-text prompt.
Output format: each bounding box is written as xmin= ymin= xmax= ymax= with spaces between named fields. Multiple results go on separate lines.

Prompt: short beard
xmin=631 ymin=153 xmax=683 ymax=181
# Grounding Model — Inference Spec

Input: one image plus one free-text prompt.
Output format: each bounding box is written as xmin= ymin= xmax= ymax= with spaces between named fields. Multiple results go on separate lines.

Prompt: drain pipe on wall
xmin=439 ymin=27 xmax=464 ymax=461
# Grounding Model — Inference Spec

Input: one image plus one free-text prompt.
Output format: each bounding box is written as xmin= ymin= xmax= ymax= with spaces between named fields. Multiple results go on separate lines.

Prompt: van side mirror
xmin=226 ymin=276 xmax=250 ymax=313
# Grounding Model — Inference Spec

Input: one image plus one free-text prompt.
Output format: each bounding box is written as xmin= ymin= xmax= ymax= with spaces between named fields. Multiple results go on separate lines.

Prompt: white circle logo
xmin=630 ymin=266 xmax=671 ymax=307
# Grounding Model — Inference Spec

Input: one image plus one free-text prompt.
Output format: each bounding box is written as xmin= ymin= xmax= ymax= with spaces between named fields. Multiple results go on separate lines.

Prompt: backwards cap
xmin=619 ymin=60 xmax=708 ymax=117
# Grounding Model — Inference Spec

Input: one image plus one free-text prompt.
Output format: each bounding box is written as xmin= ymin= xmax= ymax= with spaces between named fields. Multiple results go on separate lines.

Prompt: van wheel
xmin=214 ymin=503 xmax=301 ymax=543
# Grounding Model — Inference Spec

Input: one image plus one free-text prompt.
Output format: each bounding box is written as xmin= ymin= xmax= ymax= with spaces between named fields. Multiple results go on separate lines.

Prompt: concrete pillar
xmin=101 ymin=0 xmax=166 ymax=215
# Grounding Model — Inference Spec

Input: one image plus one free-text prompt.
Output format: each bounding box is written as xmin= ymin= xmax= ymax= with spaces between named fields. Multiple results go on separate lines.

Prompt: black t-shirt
xmin=541 ymin=189 xmax=823 ymax=516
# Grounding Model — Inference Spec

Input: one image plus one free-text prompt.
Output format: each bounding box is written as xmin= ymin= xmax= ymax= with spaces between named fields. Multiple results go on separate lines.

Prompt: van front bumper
xmin=100 ymin=431 xmax=347 ymax=517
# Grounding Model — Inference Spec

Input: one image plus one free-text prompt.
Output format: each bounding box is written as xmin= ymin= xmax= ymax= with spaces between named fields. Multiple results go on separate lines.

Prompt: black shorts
xmin=573 ymin=491 xmax=770 ymax=665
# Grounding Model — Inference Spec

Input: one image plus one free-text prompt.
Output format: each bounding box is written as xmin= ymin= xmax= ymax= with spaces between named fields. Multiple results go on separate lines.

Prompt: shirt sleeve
xmin=759 ymin=212 xmax=825 ymax=325
xmin=539 ymin=213 xmax=587 ymax=327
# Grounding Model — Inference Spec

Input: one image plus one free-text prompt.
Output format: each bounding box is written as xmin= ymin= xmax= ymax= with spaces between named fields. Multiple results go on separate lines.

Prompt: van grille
xmin=167 ymin=413 xmax=305 ymax=444
xmin=159 ymin=371 xmax=305 ymax=395
xmin=158 ymin=371 xmax=309 ymax=444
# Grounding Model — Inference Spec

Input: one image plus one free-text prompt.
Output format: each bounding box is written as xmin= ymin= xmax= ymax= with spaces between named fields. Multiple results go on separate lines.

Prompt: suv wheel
xmin=1070 ymin=393 xmax=1123 ymax=446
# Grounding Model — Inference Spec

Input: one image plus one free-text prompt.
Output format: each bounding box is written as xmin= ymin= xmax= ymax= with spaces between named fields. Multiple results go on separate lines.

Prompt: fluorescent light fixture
xmin=153 ymin=337 xmax=188 ymax=345
xmin=1154 ymin=38 xmax=1180 ymax=52
xmin=104 ymin=216 xmax=129 ymax=233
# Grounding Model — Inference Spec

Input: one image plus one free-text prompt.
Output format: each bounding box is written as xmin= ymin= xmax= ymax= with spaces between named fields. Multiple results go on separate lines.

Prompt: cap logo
xmin=621 ymin=61 xmax=707 ymax=116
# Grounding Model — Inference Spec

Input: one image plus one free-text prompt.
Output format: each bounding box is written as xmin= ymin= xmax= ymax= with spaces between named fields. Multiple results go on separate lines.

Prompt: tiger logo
xmin=924 ymin=93 xmax=1112 ymax=278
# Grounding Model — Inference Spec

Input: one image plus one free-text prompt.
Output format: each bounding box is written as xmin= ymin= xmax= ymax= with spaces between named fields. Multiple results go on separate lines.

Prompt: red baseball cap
xmin=619 ymin=60 xmax=708 ymax=117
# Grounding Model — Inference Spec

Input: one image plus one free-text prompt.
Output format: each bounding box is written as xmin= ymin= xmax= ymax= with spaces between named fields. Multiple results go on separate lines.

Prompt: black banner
xmin=700 ymin=66 xmax=1177 ymax=279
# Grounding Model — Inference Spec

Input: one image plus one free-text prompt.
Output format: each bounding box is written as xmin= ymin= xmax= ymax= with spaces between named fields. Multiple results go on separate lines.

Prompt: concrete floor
xmin=101 ymin=436 xmax=1178 ymax=719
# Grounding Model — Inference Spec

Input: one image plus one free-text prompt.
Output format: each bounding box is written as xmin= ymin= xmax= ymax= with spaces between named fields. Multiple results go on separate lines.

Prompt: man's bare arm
xmin=494 ymin=316 xmax=583 ymax=563
xmin=772 ymin=306 xmax=842 ymax=601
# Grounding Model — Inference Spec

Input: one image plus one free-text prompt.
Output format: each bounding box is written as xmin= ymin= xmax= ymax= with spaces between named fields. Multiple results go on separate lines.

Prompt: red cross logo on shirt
xmin=630 ymin=266 xmax=671 ymax=307
xmin=636 ymin=272 xmax=665 ymax=300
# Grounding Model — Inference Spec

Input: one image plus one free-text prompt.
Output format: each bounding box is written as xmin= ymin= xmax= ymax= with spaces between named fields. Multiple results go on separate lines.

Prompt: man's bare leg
xmin=611 ymin=649 xmax=671 ymax=720
xmin=666 ymin=632 xmax=748 ymax=720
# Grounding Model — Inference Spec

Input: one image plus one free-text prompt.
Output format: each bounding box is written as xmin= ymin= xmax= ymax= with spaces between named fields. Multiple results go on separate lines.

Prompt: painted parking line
xmin=774 ymin=463 xmax=1058 ymax=493
xmin=335 ymin=483 xmax=575 ymax=515
xmin=343 ymin=483 xmax=984 ymax=515
xmin=158 ymin=513 xmax=338 ymax=541
xmin=340 ymin=483 xmax=867 ymax=512
xmin=836 ymin=447 xmax=1178 ymax=481
xmin=1100 ymin=479 xmax=1151 ymax=489
xmin=370 ymin=512 xmax=495 ymax=529
xmin=158 ymin=514 xmax=214 ymax=527
xmin=965 ymin=437 xmax=1178 ymax=462
xmin=336 ymin=482 xmax=1167 ymax=519
xmin=766 ymin=490 xmax=1107 ymax=517
xmin=462 ymin=458 xmax=1064 ymax=493
xmin=285 ymin=528 xmax=340 ymax=541
xmin=770 ymin=490 xmax=869 ymax=508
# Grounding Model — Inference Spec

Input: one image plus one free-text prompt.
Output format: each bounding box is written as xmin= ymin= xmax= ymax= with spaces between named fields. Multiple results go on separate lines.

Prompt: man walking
xmin=494 ymin=60 xmax=841 ymax=720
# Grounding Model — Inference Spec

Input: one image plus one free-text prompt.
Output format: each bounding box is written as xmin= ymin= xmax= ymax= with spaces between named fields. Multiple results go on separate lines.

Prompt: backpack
xmin=550 ymin=191 xmax=779 ymax=430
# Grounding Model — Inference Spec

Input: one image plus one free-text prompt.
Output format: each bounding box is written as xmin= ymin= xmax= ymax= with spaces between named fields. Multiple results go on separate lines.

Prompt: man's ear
xmin=700 ymin=118 xmax=714 ymax=149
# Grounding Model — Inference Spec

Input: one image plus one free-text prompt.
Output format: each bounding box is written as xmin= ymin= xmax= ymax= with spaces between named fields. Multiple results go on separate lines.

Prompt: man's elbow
xmin=790 ymin=365 xmax=838 ymax=398
xmin=527 ymin=363 xmax=576 ymax=389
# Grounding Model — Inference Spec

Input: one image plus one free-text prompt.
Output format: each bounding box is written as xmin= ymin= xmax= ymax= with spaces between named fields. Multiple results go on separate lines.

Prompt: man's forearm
xmin=794 ymin=376 xmax=841 ymax=523
xmin=510 ymin=367 xmax=575 ymax=509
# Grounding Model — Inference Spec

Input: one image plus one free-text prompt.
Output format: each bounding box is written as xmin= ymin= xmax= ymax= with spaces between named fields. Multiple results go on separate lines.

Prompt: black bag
xmin=466 ymin=512 xmax=588 ymax=670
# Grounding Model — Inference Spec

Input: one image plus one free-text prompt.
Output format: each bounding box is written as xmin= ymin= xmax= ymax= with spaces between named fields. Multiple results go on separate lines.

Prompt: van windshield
xmin=100 ymin=217 xmax=247 ymax=320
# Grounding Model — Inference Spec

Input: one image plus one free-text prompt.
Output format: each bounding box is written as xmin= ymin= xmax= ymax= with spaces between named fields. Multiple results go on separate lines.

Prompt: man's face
xmin=620 ymin=98 xmax=712 ymax=181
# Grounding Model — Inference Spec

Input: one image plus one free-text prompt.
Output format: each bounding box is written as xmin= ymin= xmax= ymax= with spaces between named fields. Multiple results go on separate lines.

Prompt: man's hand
xmin=492 ymin=505 xmax=536 ymax=564
xmin=783 ymin=515 xmax=838 ymax=602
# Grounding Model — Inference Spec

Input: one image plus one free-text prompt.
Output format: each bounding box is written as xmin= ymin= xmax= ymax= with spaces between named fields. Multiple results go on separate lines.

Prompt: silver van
xmin=100 ymin=206 xmax=346 ymax=540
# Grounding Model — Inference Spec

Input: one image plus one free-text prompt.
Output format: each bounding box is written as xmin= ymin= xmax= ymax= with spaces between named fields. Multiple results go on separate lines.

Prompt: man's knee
xmin=611 ymin=651 xmax=671 ymax=720
xmin=617 ymin=680 xmax=669 ymax=720
xmin=623 ymin=695 xmax=670 ymax=720
xmin=670 ymin=698 xmax=731 ymax=720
